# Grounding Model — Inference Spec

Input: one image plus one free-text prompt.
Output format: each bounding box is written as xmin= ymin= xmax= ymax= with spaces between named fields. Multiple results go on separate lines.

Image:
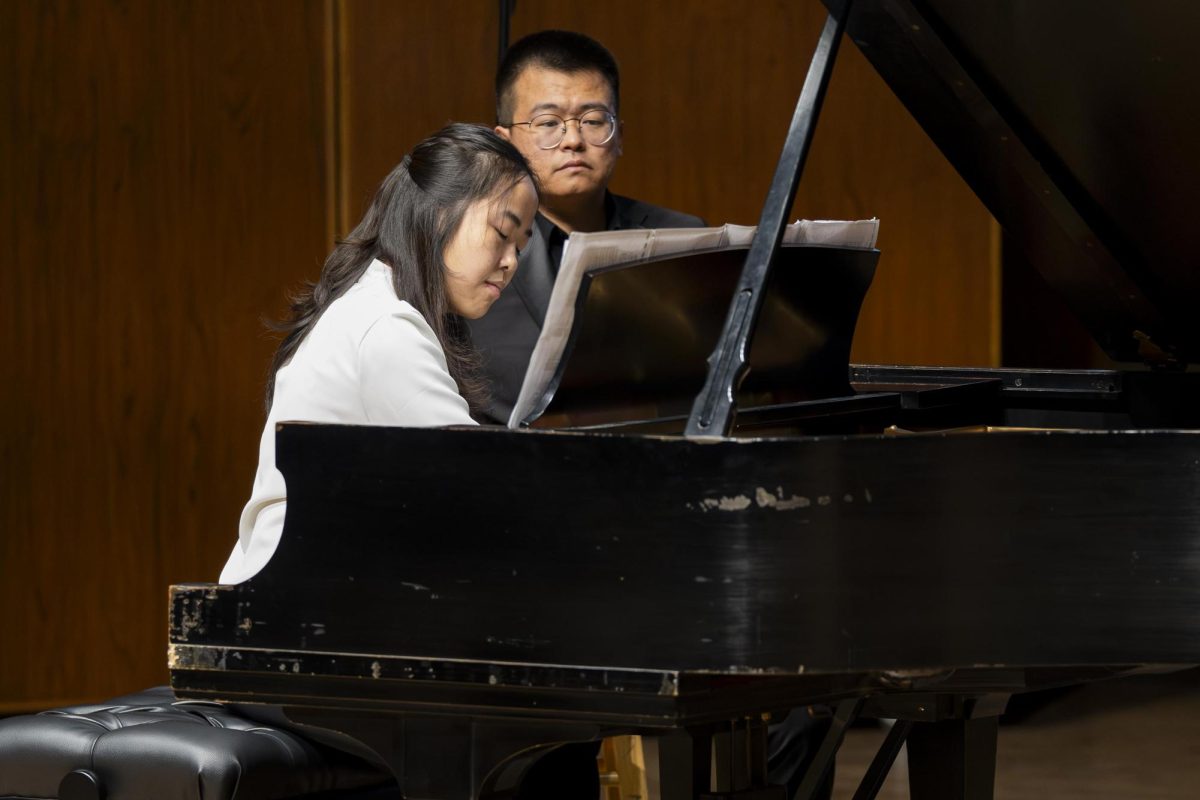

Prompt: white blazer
xmin=219 ymin=259 xmax=475 ymax=584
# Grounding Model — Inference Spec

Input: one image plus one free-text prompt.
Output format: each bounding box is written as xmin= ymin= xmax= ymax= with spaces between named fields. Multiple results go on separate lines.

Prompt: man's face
xmin=497 ymin=66 xmax=622 ymax=209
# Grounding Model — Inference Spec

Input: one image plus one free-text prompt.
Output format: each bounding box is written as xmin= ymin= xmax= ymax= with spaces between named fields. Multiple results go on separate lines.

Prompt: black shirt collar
xmin=536 ymin=193 xmax=620 ymax=273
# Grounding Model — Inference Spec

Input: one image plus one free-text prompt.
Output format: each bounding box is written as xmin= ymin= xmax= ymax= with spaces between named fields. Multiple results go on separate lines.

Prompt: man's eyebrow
xmin=527 ymin=100 xmax=612 ymax=115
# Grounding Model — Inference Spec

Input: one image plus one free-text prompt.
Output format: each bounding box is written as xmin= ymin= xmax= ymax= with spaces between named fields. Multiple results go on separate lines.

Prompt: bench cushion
xmin=0 ymin=687 xmax=392 ymax=799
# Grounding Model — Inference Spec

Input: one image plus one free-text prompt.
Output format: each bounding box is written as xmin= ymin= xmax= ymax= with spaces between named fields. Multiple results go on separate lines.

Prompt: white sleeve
xmin=357 ymin=311 xmax=476 ymax=427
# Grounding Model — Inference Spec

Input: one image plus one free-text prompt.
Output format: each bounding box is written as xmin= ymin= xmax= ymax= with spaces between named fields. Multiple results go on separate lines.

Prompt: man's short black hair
xmin=496 ymin=30 xmax=620 ymax=123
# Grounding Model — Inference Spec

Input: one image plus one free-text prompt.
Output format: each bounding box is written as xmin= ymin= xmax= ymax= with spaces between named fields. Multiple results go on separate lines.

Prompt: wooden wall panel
xmin=340 ymin=0 xmax=497 ymax=227
xmin=0 ymin=0 xmax=331 ymax=709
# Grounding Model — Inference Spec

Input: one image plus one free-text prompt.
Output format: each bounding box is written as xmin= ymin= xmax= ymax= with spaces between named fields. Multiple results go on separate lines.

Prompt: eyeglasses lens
xmin=530 ymin=111 xmax=615 ymax=148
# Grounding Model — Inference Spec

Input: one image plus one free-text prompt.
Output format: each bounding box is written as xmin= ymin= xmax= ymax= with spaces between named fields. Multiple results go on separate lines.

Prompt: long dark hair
xmin=266 ymin=123 xmax=535 ymax=414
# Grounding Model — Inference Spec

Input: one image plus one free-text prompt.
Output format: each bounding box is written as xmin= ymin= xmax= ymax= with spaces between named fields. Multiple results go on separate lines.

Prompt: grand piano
xmin=169 ymin=2 xmax=1200 ymax=798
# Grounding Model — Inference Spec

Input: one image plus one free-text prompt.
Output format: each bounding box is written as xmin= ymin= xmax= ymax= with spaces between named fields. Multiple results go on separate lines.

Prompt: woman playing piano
xmin=219 ymin=123 xmax=538 ymax=584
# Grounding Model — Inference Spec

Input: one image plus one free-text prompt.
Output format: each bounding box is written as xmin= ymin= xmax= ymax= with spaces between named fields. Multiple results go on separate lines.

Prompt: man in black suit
xmin=468 ymin=29 xmax=704 ymax=424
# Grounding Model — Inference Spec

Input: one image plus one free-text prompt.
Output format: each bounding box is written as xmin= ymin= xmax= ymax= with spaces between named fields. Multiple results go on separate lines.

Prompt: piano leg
xmin=643 ymin=720 xmax=792 ymax=800
xmin=905 ymin=716 xmax=999 ymax=800
xmin=771 ymin=692 xmax=1009 ymax=800
xmin=643 ymin=729 xmax=710 ymax=800
xmin=643 ymin=716 xmax=821 ymax=800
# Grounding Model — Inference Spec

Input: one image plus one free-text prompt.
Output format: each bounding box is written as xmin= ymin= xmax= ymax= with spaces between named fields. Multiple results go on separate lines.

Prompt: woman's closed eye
xmin=492 ymin=225 xmax=523 ymax=259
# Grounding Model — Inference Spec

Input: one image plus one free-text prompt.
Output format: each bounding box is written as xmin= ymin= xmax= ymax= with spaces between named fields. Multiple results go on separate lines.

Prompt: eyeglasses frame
xmin=502 ymin=110 xmax=618 ymax=150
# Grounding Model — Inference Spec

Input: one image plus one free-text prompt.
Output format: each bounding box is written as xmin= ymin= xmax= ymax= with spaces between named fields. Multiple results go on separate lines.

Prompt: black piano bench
xmin=0 ymin=687 xmax=396 ymax=800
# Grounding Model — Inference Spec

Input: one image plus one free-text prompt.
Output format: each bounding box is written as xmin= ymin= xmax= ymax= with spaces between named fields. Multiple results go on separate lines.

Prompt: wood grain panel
xmin=505 ymin=0 xmax=997 ymax=366
xmin=0 ymin=0 xmax=331 ymax=708
xmin=340 ymin=0 xmax=497 ymax=227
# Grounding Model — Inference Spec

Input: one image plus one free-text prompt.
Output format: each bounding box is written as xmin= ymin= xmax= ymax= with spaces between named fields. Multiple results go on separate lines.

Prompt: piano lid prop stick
xmin=684 ymin=0 xmax=853 ymax=439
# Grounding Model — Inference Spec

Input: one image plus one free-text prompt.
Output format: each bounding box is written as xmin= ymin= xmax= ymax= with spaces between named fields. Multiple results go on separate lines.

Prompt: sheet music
xmin=507 ymin=219 xmax=880 ymax=428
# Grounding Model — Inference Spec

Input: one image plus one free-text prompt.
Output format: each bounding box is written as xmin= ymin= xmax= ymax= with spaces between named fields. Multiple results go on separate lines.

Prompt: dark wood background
xmin=1 ymin=0 xmax=994 ymax=711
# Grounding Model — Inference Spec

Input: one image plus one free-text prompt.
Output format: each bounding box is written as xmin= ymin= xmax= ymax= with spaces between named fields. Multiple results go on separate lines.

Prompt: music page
xmin=507 ymin=219 xmax=880 ymax=428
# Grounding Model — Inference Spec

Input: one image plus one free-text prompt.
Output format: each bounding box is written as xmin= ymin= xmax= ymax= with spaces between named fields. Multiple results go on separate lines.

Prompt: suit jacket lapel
xmin=512 ymin=222 xmax=555 ymax=327
xmin=515 ymin=198 xmax=648 ymax=329
xmin=609 ymin=194 xmax=650 ymax=230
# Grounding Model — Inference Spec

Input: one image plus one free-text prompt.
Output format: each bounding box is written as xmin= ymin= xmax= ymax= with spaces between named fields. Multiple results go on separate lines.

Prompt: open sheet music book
xmin=507 ymin=219 xmax=880 ymax=429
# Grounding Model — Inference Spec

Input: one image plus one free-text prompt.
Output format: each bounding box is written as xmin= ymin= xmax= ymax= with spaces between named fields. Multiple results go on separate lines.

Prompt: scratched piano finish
xmin=167 ymin=422 xmax=1200 ymax=798
xmin=171 ymin=423 xmax=1200 ymax=688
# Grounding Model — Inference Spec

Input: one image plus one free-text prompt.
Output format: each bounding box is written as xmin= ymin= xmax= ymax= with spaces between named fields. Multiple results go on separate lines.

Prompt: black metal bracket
xmin=498 ymin=0 xmax=516 ymax=70
xmin=791 ymin=697 xmax=864 ymax=800
xmin=850 ymin=719 xmax=913 ymax=800
xmin=684 ymin=1 xmax=853 ymax=438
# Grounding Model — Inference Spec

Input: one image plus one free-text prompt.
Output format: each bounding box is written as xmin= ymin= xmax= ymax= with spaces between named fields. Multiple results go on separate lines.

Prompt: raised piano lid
xmin=828 ymin=0 xmax=1200 ymax=367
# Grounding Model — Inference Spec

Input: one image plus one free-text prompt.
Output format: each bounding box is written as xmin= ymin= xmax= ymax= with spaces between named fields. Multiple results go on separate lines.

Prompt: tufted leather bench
xmin=0 ymin=687 xmax=396 ymax=800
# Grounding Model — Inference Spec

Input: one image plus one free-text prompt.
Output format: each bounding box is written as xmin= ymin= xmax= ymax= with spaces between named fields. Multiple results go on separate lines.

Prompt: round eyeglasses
xmin=505 ymin=110 xmax=617 ymax=150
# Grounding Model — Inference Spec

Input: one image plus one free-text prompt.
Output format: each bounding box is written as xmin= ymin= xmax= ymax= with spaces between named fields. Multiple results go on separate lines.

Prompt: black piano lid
xmin=826 ymin=0 xmax=1200 ymax=366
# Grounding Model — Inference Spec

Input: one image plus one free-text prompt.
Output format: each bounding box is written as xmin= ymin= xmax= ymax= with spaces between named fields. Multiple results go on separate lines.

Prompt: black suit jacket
xmin=467 ymin=193 xmax=705 ymax=423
